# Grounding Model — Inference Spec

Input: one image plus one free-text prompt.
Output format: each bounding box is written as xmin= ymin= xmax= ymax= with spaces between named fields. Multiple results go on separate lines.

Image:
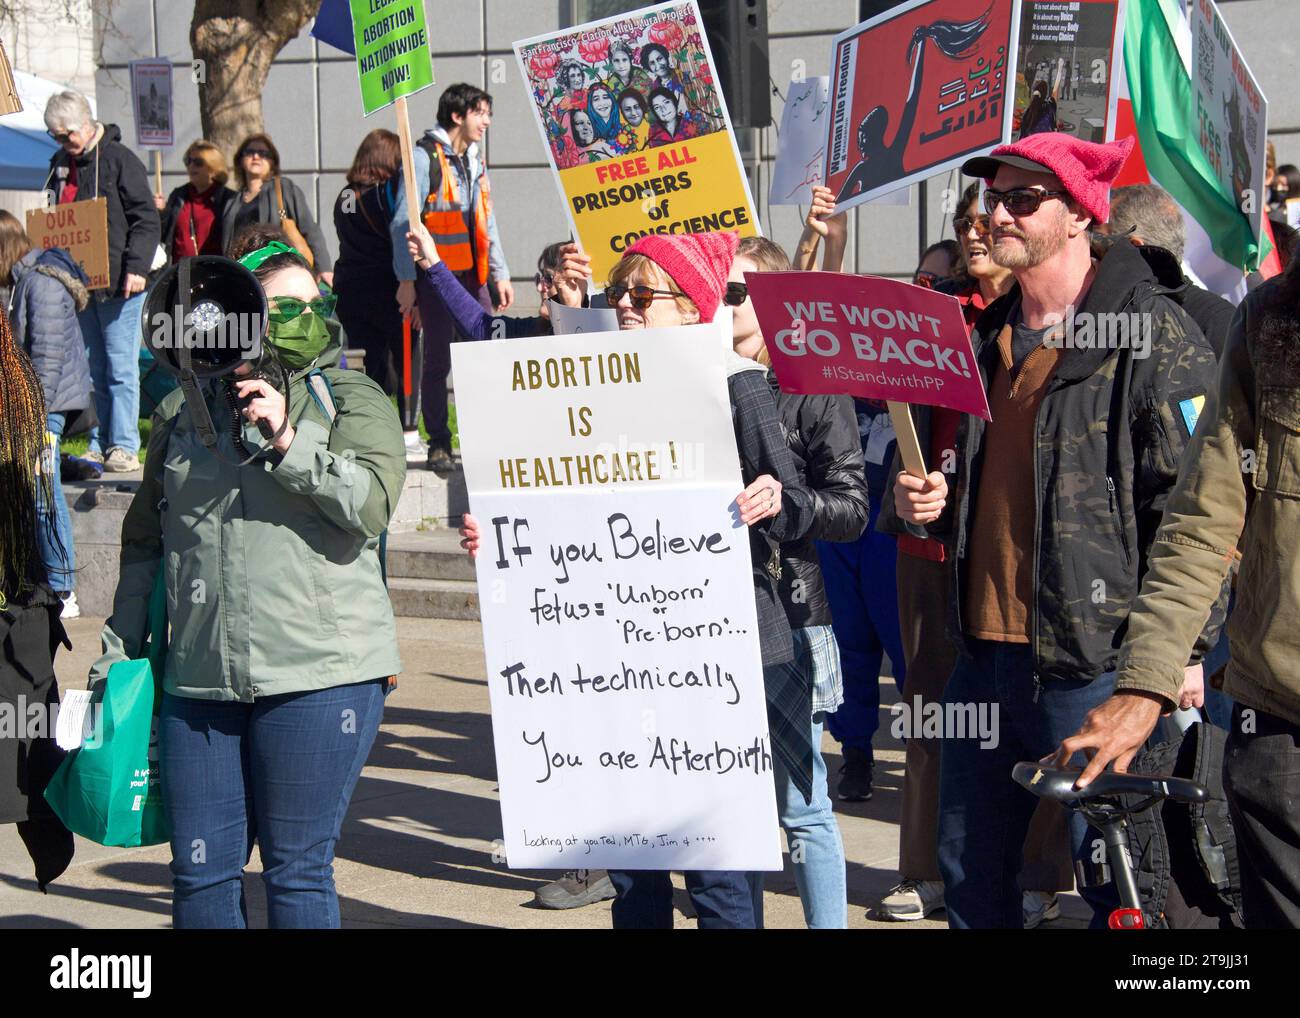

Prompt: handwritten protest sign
xmin=825 ymin=0 xmax=1020 ymax=212
xmin=745 ymin=270 xmax=991 ymax=421
xmin=26 ymin=198 xmax=109 ymax=290
xmin=514 ymin=0 xmax=760 ymax=282
xmin=128 ymin=59 xmax=173 ymax=148
xmin=1189 ymin=0 xmax=1267 ymax=253
xmin=451 ymin=325 xmax=781 ymax=870
xmin=771 ymin=76 xmax=830 ymax=207
xmin=1012 ymin=0 xmax=1126 ymax=144
xmin=349 ymin=0 xmax=435 ymax=116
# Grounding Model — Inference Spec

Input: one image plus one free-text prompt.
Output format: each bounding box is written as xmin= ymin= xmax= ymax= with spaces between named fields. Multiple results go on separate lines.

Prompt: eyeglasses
xmin=722 ymin=281 xmax=748 ymax=307
xmin=185 ymin=156 xmax=207 ymax=168
xmin=267 ymin=293 xmax=338 ymax=325
xmin=952 ymin=214 xmax=991 ymax=236
xmin=604 ymin=282 xmax=684 ymax=310
xmin=242 ymin=148 xmax=271 ymax=160
xmin=982 ymin=187 xmax=1070 ymax=217
xmin=534 ymin=270 xmax=556 ymax=290
xmin=912 ymin=270 xmax=940 ymax=289
xmin=47 ymin=129 xmax=75 ymax=143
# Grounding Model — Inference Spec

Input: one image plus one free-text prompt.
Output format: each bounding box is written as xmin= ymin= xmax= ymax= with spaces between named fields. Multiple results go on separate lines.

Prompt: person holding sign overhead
xmin=892 ymin=132 xmax=1222 ymax=929
xmin=43 ymin=90 xmax=160 ymax=474
xmin=459 ymin=231 xmax=818 ymax=929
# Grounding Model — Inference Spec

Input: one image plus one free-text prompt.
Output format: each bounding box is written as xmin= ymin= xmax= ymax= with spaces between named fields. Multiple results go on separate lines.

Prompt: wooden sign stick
xmin=152 ymin=149 xmax=162 ymax=197
xmin=887 ymin=400 xmax=928 ymax=479
xmin=394 ymin=95 xmax=421 ymax=230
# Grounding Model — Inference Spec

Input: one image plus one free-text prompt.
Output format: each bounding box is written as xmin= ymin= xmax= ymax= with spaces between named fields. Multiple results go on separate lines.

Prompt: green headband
xmin=238 ymin=241 xmax=304 ymax=272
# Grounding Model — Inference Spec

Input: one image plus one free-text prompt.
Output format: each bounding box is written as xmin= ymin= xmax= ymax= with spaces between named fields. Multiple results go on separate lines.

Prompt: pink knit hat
xmin=622 ymin=231 xmax=739 ymax=323
xmin=961 ymin=133 xmax=1136 ymax=223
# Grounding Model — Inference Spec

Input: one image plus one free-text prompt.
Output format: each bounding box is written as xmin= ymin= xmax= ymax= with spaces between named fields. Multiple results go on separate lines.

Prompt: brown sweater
xmin=963 ymin=323 xmax=1064 ymax=643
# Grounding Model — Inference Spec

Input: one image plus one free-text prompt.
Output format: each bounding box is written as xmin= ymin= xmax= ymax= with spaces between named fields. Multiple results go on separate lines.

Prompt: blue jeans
xmin=818 ymin=511 xmax=907 ymax=756
xmin=37 ymin=411 xmax=75 ymax=591
xmin=159 ymin=679 xmax=386 ymax=928
xmin=78 ymin=291 xmax=145 ymax=455
xmin=608 ymin=870 xmax=763 ymax=928
xmin=937 ymin=640 xmax=1119 ymax=928
xmin=767 ymin=627 xmax=847 ymax=928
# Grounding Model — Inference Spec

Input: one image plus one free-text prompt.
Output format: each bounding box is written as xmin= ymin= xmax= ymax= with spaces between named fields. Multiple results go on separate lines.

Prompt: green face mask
xmin=266 ymin=312 xmax=330 ymax=370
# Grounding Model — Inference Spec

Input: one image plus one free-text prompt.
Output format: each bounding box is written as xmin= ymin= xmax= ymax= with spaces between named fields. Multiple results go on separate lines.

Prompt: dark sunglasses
xmin=604 ymin=282 xmax=684 ymax=310
xmin=982 ymin=187 xmax=1070 ymax=217
xmin=267 ymin=294 xmax=338 ymax=325
xmin=185 ymin=156 xmax=207 ymax=168
xmin=534 ymin=270 xmax=556 ymax=289
xmin=912 ymin=270 xmax=940 ymax=289
xmin=242 ymin=148 xmax=272 ymax=160
xmin=952 ymin=214 xmax=991 ymax=236
xmin=722 ymin=281 xmax=748 ymax=307
xmin=47 ymin=129 xmax=75 ymax=143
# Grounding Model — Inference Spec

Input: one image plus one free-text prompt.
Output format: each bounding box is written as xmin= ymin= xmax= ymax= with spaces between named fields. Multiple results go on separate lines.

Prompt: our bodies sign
xmin=514 ymin=1 xmax=760 ymax=281
xmin=825 ymin=0 xmax=1020 ymax=211
xmin=26 ymin=199 xmax=109 ymax=290
xmin=746 ymin=271 xmax=991 ymax=421
xmin=451 ymin=327 xmax=781 ymax=870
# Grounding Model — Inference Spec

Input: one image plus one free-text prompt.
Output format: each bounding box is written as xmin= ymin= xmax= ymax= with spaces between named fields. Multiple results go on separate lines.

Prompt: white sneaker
xmin=59 ymin=591 xmax=80 ymax=619
xmin=873 ymin=879 xmax=945 ymax=921
xmin=103 ymin=447 xmax=141 ymax=472
xmin=403 ymin=431 xmax=427 ymax=459
xmin=1023 ymin=890 xmax=1061 ymax=929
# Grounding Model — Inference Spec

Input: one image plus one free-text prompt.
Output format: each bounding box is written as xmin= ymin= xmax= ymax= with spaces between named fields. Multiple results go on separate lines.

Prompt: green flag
xmin=350 ymin=0 xmax=435 ymax=116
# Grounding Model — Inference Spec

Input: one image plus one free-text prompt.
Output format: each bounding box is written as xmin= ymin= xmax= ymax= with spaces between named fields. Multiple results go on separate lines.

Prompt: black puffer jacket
xmin=44 ymin=123 xmax=160 ymax=298
xmin=767 ymin=374 xmax=870 ymax=627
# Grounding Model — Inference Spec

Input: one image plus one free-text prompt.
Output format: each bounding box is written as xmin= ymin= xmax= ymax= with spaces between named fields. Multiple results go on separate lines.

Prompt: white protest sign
xmin=452 ymin=325 xmax=781 ymax=871
xmin=771 ymin=76 xmax=831 ymax=207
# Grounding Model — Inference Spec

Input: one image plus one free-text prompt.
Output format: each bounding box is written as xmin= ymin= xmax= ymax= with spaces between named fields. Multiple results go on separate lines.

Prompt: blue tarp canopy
xmin=0 ymin=71 xmax=97 ymax=190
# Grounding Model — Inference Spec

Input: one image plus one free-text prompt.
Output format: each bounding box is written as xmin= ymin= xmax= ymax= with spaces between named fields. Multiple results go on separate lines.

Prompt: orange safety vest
xmin=420 ymin=142 xmax=492 ymax=286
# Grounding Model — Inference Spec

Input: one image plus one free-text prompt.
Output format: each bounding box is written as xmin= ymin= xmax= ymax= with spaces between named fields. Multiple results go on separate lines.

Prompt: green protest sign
xmin=350 ymin=0 xmax=435 ymax=115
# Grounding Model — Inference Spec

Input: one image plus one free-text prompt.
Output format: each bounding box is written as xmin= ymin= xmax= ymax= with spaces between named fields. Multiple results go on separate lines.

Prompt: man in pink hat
xmin=893 ymin=132 xmax=1223 ymax=927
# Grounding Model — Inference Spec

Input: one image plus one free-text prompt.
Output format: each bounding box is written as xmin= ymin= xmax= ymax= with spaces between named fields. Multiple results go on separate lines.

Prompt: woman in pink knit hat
xmin=461 ymin=230 xmax=817 ymax=929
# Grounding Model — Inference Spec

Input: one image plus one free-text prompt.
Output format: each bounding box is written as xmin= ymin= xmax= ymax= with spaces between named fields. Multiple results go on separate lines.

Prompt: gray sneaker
xmin=533 ymin=869 xmax=616 ymax=910
xmin=872 ymin=878 xmax=945 ymax=921
xmin=103 ymin=447 xmax=141 ymax=472
xmin=83 ymin=449 xmax=104 ymax=466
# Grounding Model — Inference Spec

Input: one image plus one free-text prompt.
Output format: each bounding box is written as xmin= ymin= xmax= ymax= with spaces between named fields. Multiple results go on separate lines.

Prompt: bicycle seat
xmin=1012 ymin=762 xmax=1208 ymax=806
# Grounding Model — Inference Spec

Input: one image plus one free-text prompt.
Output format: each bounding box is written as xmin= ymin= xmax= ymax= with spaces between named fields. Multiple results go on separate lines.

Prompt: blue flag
xmin=311 ymin=0 xmax=355 ymax=55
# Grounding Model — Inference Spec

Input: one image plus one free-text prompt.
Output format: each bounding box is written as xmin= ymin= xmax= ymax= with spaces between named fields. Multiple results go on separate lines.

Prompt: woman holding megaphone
xmin=91 ymin=241 xmax=406 ymax=928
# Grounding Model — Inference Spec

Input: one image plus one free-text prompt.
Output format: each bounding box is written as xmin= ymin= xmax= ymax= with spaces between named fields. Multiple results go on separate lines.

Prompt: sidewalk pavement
xmin=0 ymin=615 xmax=1089 ymax=929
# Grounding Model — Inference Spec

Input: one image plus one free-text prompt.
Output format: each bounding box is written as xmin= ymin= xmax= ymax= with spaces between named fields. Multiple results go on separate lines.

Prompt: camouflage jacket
xmin=948 ymin=241 xmax=1224 ymax=687
xmin=1118 ymin=272 xmax=1300 ymax=725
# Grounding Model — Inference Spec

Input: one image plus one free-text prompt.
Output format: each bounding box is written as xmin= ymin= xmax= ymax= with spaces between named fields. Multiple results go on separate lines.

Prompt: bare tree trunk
xmin=191 ymin=0 xmax=322 ymax=160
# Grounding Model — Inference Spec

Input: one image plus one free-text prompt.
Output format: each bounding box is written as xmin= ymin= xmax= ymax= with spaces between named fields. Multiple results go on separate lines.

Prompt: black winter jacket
xmin=7 ymin=248 xmax=92 ymax=414
xmin=44 ymin=123 xmax=160 ymax=298
xmin=158 ymin=182 xmax=237 ymax=263
xmin=949 ymin=240 xmax=1224 ymax=686
xmin=766 ymin=374 xmax=870 ymax=627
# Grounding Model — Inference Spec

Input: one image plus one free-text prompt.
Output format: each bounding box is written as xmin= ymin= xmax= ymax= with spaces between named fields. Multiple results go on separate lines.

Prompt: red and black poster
xmin=824 ymin=0 xmax=1020 ymax=211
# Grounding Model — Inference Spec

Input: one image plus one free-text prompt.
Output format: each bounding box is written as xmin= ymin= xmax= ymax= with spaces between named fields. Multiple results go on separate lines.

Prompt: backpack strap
xmin=305 ymin=368 xmax=390 ymax=586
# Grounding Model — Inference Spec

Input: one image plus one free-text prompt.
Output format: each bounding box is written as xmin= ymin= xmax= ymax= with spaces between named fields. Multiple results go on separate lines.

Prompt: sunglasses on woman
xmin=242 ymin=148 xmax=272 ymax=160
xmin=981 ymin=187 xmax=1070 ymax=217
xmin=604 ymin=282 xmax=684 ymax=310
xmin=722 ymin=281 xmax=748 ymax=307
xmin=268 ymin=293 xmax=338 ymax=325
xmin=952 ymin=214 xmax=991 ymax=236
xmin=534 ymin=270 xmax=556 ymax=290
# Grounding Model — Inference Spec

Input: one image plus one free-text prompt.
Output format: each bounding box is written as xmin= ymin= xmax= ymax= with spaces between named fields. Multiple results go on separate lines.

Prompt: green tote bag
xmin=44 ymin=572 xmax=169 ymax=847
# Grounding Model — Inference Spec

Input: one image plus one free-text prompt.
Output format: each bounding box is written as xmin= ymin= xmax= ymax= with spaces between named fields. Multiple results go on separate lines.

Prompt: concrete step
xmin=387 ymin=576 xmax=480 ymax=621
xmin=384 ymin=529 xmax=475 ymax=582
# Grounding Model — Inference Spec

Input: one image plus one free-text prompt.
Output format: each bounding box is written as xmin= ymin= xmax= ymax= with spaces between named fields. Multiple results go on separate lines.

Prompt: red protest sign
xmin=745 ymin=270 xmax=991 ymax=421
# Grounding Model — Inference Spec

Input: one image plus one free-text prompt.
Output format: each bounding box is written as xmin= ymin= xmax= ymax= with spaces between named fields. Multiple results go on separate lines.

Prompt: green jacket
xmin=1117 ymin=277 xmax=1300 ymax=725
xmin=92 ymin=350 xmax=406 ymax=701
